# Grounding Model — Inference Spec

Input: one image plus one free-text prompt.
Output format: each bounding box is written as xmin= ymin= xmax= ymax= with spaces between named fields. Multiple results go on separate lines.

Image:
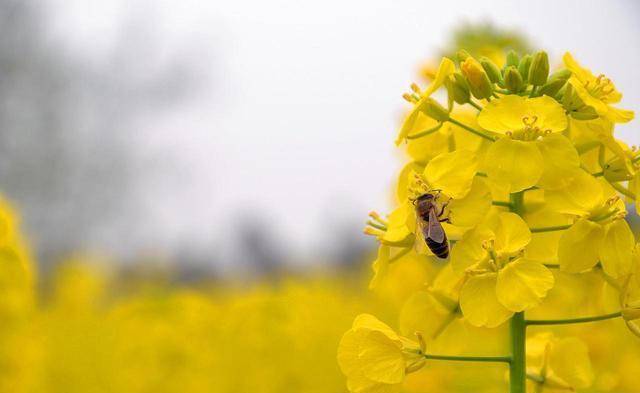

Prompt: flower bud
xmin=538 ymin=69 xmax=571 ymax=97
xmin=503 ymin=66 xmax=523 ymax=93
xmin=461 ymin=57 xmax=493 ymax=100
xmin=480 ymin=57 xmax=502 ymax=84
xmin=517 ymin=54 xmax=532 ymax=83
xmin=419 ymin=97 xmax=450 ymax=122
xmin=603 ymin=156 xmax=634 ymax=182
xmin=446 ymin=72 xmax=470 ymax=104
xmin=456 ymin=49 xmax=470 ymax=62
xmin=506 ymin=50 xmax=519 ymax=68
xmin=528 ymin=51 xmax=549 ymax=86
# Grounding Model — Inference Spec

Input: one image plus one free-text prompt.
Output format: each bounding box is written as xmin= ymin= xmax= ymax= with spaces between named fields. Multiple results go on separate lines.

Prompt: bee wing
xmin=414 ymin=216 xmax=430 ymax=255
xmin=427 ymin=207 xmax=446 ymax=243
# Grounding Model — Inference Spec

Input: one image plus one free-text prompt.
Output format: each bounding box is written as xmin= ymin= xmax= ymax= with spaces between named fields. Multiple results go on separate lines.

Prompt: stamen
xmin=402 ymin=93 xmax=415 ymax=103
xmin=368 ymin=211 xmax=388 ymax=226
xmin=410 ymin=83 xmax=422 ymax=95
xmin=414 ymin=331 xmax=426 ymax=352
xmin=363 ymin=227 xmax=384 ymax=237
xmin=606 ymin=195 xmax=620 ymax=206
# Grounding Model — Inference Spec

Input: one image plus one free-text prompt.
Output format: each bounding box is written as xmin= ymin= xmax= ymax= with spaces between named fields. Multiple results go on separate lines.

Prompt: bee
xmin=414 ymin=192 xmax=450 ymax=259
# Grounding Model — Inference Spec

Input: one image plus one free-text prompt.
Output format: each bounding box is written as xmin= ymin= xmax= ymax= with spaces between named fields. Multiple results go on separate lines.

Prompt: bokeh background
xmin=0 ymin=0 xmax=638 ymax=392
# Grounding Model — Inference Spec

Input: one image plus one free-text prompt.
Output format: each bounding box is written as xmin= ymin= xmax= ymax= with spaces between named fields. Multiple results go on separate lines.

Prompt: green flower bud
xmin=528 ymin=51 xmax=549 ymax=86
xmin=506 ymin=50 xmax=519 ymax=68
xmin=456 ymin=49 xmax=471 ymax=62
xmin=517 ymin=54 xmax=532 ymax=83
xmin=504 ymin=66 xmax=524 ymax=93
xmin=537 ymin=79 xmax=566 ymax=98
xmin=603 ymin=156 xmax=634 ymax=182
xmin=480 ymin=57 xmax=502 ymax=84
xmin=419 ymin=97 xmax=450 ymax=122
xmin=461 ymin=57 xmax=493 ymax=100
xmin=446 ymin=72 xmax=470 ymax=104
xmin=538 ymin=69 xmax=572 ymax=97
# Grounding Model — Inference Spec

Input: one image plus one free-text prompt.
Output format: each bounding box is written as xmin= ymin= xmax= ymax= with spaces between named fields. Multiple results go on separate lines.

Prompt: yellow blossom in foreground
xmin=546 ymin=172 xmax=634 ymax=277
xmin=338 ymin=314 xmax=424 ymax=393
xmin=478 ymin=95 xmax=579 ymax=192
xmin=452 ymin=213 xmax=554 ymax=327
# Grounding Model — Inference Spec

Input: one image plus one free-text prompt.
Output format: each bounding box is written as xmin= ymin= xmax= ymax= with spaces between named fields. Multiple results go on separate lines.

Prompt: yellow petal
xmin=478 ymin=95 xmax=530 ymax=133
xmin=359 ymin=331 xmax=405 ymax=384
xmin=423 ymin=57 xmax=455 ymax=97
xmin=398 ymin=291 xmax=456 ymax=340
xmin=352 ymin=314 xmax=400 ymax=341
xmin=490 ymin=212 xmax=532 ymax=255
xmin=338 ymin=329 xmax=365 ymax=377
xmin=478 ymin=95 xmax=567 ymax=134
xmin=424 ymin=150 xmax=478 ymax=199
xmin=549 ymin=337 xmax=594 ymax=389
xmin=484 ymin=138 xmax=543 ymax=192
xmin=558 ymin=219 xmax=603 ymax=273
xmin=544 ymin=170 xmax=603 ymax=216
xmin=536 ymin=134 xmax=581 ymax=190
xmin=562 ymin=52 xmax=594 ymax=83
xmin=599 ymin=219 xmax=635 ymax=278
xmin=496 ymin=259 xmax=554 ymax=312
xmin=396 ymin=162 xmax=425 ymax=203
xmin=606 ymin=106 xmax=634 ymax=123
xmin=369 ymin=245 xmax=391 ymax=290
xmin=450 ymin=225 xmax=493 ymax=273
xmin=447 ymin=177 xmax=492 ymax=227
xmin=459 ymin=273 xmax=513 ymax=328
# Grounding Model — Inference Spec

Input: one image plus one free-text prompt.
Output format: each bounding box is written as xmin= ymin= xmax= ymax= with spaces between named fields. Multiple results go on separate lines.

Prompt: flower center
xmin=506 ymin=116 xmax=552 ymax=141
xmin=584 ymin=74 xmax=615 ymax=101
xmin=588 ymin=196 xmax=625 ymax=224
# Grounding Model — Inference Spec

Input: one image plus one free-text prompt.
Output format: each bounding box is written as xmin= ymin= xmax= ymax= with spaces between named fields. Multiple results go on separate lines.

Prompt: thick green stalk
xmin=509 ymin=192 xmax=527 ymax=393
xmin=509 ymin=312 xmax=527 ymax=393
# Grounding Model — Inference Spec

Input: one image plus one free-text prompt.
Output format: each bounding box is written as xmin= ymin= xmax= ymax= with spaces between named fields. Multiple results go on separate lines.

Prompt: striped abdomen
xmin=426 ymin=235 xmax=449 ymax=259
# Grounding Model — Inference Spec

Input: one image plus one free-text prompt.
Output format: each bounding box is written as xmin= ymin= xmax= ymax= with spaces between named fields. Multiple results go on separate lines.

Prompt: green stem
xmin=423 ymin=354 xmax=511 ymax=363
xmin=406 ymin=123 xmax=443 ymax=140
xmin=529 ymin=224 xmax=572 ymax=233
xmin=448 ymin=117 xmax=496 ymax=141
xmin=525 ymin=311 xmax=622 ymax=326
xmin=468 ymin=100 xmax=482 ymax=111
xmin=492 ymin=201 xmax=513 ymax=208
xmin=509 ymin=192 xmax=526 ymax=393
xmin=610 ymin=181 xmax=636 ymax=199
xmin=510 ymin=312 xmax=527 ymax=393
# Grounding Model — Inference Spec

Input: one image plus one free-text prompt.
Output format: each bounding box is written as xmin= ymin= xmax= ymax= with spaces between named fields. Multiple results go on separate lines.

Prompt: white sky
xmin=45 ymin=0 xmax=640 ymax=267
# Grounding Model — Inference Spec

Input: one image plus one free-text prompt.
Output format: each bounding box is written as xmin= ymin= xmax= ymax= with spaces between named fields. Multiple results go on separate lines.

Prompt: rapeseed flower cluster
xmin=347 ymin=43 xmax=639 ymax=393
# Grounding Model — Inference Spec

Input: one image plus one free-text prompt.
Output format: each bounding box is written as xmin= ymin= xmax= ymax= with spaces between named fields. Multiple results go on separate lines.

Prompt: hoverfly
xmin=414 ymin=192 xmax=450 ymax=259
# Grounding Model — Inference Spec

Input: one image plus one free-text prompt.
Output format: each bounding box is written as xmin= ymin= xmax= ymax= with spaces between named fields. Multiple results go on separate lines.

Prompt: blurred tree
xmin=0 ymin=1 xmax=200 ymax=264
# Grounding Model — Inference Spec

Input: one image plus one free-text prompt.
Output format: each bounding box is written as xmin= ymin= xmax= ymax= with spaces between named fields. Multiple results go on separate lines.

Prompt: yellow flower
xmin=396 ymin=57 xmax=455 ymax=145
xmin=337 ymin=314 xmax=424 ymax=393
xmin=451 ymin=213 xmax=554 ymax=327
xmin=478 ymin=95 xmax=578 ymax=192
xmin=526 ymin=333 xmax=594 ymax=391
xmin=563 ymin=52 xmax=634 ymax=123
xmin=546 ymin=172 xmax=634 ymax=277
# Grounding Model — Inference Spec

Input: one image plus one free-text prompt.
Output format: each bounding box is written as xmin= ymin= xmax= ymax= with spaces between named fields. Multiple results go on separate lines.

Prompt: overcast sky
xmin=43 ymin=0 xmax=640 ymax=268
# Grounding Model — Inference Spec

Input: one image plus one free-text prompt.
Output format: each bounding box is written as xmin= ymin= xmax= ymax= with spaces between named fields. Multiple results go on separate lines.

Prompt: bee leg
xmin=437 ymin=201 xmax=450 ymax=218
xmin=438 ymin=218 xmax=451 ymax=223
